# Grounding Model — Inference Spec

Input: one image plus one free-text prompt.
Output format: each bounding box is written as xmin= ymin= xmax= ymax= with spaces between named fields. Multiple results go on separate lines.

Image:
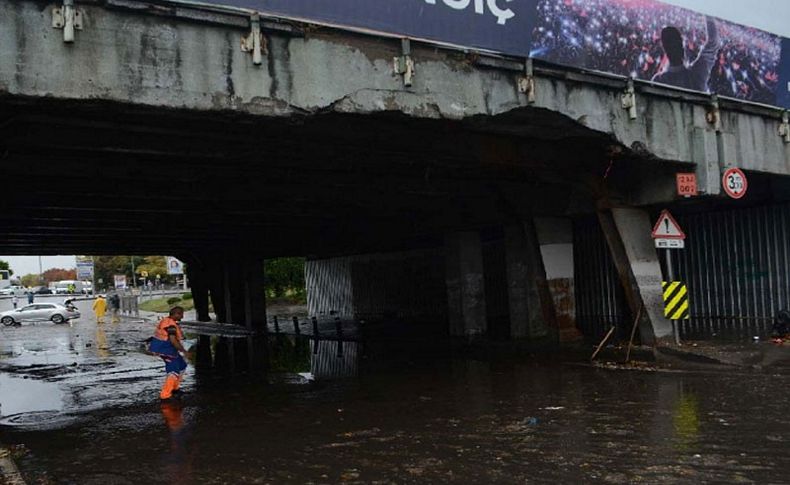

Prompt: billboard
xmin=167 ymin=257 xmax=184 ymax=275
xmin=76 ymin=256 xmax=94 ymax=280
xmin=204 ymin=0 xmax=537 ymax=56
xmin=114 ymin=274 xmax=127 ymax=289
xmin=187 ymin=0 xmax=790 ymax=108
xmin=530 ymin=0 xmax=784 ymax=106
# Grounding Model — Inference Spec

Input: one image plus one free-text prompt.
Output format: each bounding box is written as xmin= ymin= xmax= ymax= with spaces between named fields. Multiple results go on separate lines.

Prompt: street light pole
xmin=38 ymin=255 xmax=43 ymax=284
xmin=130 ymin=256 xmax=137 ymax=288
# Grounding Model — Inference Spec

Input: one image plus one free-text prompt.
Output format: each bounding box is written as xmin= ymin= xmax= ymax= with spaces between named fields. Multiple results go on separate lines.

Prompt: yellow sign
xmin=662 ymin=281 xmax=690 ymax=320
xmin=140 ymin=270 xmax=149 ymax=278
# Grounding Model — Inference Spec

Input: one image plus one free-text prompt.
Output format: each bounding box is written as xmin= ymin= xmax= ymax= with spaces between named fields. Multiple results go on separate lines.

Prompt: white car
xmin=0 ymin=303 xmax=80 ymax=326
xmin=0 ymin=286 xmax=24 ymax=296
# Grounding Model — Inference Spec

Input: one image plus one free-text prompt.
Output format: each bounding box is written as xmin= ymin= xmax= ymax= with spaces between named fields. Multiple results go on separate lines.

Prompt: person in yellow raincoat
xmin=93 ymin=294 xmax=107 ymax=324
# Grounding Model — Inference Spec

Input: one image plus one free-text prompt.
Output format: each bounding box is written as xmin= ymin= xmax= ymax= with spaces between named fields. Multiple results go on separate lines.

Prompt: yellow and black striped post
xmin=661 ymin=281 xmax=690 ymax=320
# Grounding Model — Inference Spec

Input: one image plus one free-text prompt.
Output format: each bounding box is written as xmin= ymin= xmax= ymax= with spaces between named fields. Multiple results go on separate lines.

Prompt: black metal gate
xmin=573 ymin=216 xmax=632 ymax=341
xmin=670 ymin=203 xmax=790 ymax=339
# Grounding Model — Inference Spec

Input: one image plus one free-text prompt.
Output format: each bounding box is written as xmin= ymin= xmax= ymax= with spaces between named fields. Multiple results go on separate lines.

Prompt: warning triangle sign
xmin=651 ymin=210 xmax=685 ymax=239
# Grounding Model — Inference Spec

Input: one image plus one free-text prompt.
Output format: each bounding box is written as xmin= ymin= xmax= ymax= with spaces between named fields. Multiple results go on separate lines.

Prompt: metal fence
xmin=573 ymin=216 xmax=632 ymax=342
xmin=670 ymin=203 xmax=790 ymax=339
xmin=574 ymin=203 xmax=790 ymax=342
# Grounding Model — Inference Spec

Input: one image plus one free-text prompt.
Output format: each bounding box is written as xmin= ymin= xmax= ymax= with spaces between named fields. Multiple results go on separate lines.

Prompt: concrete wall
xmin=3 ymin=1 xmax=789 ymax=182
xmin=535 ymin=218 xmax=581 ymax=342
xmin=305 ymin=257 xmax=354 ymax=317
xmin=305 ymin=249 xmax=446 ymax=322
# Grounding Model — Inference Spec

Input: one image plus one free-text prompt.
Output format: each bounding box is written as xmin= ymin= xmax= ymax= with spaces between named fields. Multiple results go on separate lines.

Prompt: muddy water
xmin=1 ymin=304 xmax=789 ymax=483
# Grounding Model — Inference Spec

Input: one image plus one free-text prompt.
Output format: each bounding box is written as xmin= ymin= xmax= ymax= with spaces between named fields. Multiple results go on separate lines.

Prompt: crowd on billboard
xmin=530 ymin=0 xmax=782 ymax=105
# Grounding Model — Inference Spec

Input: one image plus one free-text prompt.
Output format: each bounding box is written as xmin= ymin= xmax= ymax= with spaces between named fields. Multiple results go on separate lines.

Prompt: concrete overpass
xmin=3 ymin=0 xmax=790 ymax=351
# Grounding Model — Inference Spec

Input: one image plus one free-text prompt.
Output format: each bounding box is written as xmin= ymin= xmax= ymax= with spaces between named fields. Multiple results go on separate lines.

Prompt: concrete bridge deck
xmin=3 ymin=0 xmax=790 ymax=350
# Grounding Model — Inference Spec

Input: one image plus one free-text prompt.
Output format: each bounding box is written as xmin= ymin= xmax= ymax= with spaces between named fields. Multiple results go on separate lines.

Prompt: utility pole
xmin=131 ymin=256 xmax=137 ymax=288
xmin=38 ymin=255 xmax=43 ymax=284
xmin=91 ymin=256 xmax=97 ymax=296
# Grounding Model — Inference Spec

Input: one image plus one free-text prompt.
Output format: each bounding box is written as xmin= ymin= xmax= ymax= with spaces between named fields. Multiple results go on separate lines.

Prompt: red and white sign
xmin=652 ymin=210 xmax=686 ymax=249
xmin=676 ymin=173 xmax=697 ymax=197
xmin=722 ymin=168 xmax=748 ymax=199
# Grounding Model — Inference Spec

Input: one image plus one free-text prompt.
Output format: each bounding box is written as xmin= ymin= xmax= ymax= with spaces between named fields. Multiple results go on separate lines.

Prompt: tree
xmin=20 ymin=274 xmax=39 ymax=288
xmin=41 ymin=268 xmax=77 ymax=284
xmin=0 ymin=260 xmax=13 ymax=276
xmin=265 ymin=257 xmax=306 ymax=299
xmin=134 ymin=256 xmax=171 ymax=282
xmin=92 ymin=255 xmax=177 ymax=290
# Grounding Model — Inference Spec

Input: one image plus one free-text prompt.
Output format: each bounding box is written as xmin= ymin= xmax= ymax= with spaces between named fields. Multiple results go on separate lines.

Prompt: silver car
xmin=0 ymin=303 xmax=80 ymax=326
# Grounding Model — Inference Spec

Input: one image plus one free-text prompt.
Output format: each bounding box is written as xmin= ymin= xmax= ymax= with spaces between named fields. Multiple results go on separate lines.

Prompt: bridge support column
xmin=445 ymin=231 xmax=487 ymax=338
xmin=207 ymin=259 xmax=227 ymax=324
xmin=504 ymin=220 xmax=553 ymax=340
xmin=535 ymin=218 xmax=582 ymax=343
xmin=599 ymin=208 xmax=672 ymax=345
xmin=185 ymin=261 xmax=211 ymax=322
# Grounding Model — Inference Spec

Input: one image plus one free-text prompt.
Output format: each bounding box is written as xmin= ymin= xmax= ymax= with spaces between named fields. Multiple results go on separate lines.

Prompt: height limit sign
xmin=652 ymin=210 xmax=685 ymax=249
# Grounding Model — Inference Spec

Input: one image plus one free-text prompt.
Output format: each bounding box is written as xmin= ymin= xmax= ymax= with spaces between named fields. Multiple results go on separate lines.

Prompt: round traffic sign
xmin=722 ymin=168 xmax=748 ymax=199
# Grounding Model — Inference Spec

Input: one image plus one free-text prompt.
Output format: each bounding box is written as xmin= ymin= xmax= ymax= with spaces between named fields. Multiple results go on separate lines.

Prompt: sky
xmin=0 ymin=256 xmax=77 ymax=277
xmin=663 ymin=0 xmax=790 ymax=37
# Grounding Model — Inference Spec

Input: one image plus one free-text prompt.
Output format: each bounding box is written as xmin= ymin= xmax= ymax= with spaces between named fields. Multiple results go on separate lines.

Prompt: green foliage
xmin=135 ymin=256 xmax=170 ymax=282
xmin=268 ymin=335 xmax=311 ymax=372
xmin=265 ymin=258 xmax=306 ymax=299
xmin=141 ymin=297 xmax=192 ymax=313
xmin=92 ymin=255 xmax=179 ymax=290
xmin=182 ymin=292 xmax=193 ymax=300
xmin=20 ymin=273 xmax=40 ymax=288
xmin=167 ymin=297 xmax=182 ymax=306
xmin=0 ymin=260 xmax=13 ymax=276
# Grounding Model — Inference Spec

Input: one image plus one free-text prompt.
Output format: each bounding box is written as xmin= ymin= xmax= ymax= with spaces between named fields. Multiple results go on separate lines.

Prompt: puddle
xmin=0 ymin=373 xmax=64 ymax=417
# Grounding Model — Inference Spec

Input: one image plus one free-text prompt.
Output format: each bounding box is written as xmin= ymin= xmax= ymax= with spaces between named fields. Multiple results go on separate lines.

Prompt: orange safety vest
xmin=153 ymin=317 xmax=184 ymax=342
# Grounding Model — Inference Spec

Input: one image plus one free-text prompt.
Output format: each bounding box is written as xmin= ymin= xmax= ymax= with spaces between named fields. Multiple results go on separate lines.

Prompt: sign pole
xmin=665 ymin=248 xmax=681 ymax=345
xmin=91 ymin=256 xmax=97 ymax=296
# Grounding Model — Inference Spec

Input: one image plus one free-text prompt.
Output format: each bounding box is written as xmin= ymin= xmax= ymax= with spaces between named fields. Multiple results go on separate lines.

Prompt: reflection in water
xmin=95 ymin=325 xmax=109 ymax=359
xmin=160 ymin=401 xmax=193 ymax=484
xmin=0 ymin=374 xmax=64 ymax=417
xmin=673 ymin=392 xmax=700 ymax=451
xmin=310 ymin=340 xmax=358 ymax=379
xmin=266 ymin=336 xmax=360 ymax=379
xmin=268 ymin=335 xmax=311 ymax=373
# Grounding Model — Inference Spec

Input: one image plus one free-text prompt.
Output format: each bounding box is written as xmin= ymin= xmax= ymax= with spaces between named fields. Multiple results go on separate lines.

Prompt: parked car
xmin=30 ymin=286 xmax=53 ymax=295
xmin=0 ymin=285 xmax=24 ymax=296
xmin=0 ymin=303 xmax=80 ymax=325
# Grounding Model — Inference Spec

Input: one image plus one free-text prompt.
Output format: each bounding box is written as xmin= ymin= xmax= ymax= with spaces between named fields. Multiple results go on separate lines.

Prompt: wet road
xmin=1 ymin=302 xmax=790 ymax=483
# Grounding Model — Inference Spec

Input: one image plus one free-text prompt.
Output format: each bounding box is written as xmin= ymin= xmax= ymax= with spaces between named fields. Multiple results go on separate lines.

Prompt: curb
xmin=0 ymin=443 xmax=27 ymax=485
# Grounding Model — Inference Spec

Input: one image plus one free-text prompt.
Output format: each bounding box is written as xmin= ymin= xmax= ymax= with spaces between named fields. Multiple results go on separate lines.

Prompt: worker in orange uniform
xmin=92 ymin=294 xmax=107 ymax=324
xmin=149 ymin=306 xmax=188 ymax=400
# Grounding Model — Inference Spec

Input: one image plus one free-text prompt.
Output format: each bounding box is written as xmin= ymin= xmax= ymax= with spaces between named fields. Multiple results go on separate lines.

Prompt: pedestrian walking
xmin=109 ymin=293 xmax=121 ymax=323
xmin=148 ymin=307 xmax=188 ymax=400
xmin=27 ymin=291 xmax=34 ymax=304
xmin=11 ymin=295 xmax=18 ymax=309
xmin=93 ymin=294 xmax=107 ymax=324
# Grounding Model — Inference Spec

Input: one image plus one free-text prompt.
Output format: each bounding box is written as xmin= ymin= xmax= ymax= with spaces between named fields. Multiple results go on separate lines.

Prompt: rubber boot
xmin=172 ymin=373 xmax=184 ymax=394
xmin=160 ymin=374 xmax=179 ymax=400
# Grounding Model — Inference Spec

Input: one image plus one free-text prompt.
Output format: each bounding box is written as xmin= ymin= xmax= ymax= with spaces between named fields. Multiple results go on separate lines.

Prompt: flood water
xmin=1 ymin=298 xmax=790 ymax=483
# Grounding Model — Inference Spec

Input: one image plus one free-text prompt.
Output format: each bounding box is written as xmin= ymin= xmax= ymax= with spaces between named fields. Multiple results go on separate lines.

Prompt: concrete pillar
xmin=244 ymin=258 xmax=267 ymax=331
xmin=245 ymin=258 xmax=268 ymax=373
xmin=505 ymin=224 xmax=532 ymax=339
xmin=445 ymin=232 xmax=487 ymax=338
xmin=598 ymin=208 xmax=673 ymax=345
xmin=535 ymin=218 xmax=582 ymax=343
xmin=207 ymin=259 xmax=227 ymax=324
xmin=225 ymin=258 xmax=247 ymax=326
xmin=185 ymin=261 xmax=211 ymax=322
